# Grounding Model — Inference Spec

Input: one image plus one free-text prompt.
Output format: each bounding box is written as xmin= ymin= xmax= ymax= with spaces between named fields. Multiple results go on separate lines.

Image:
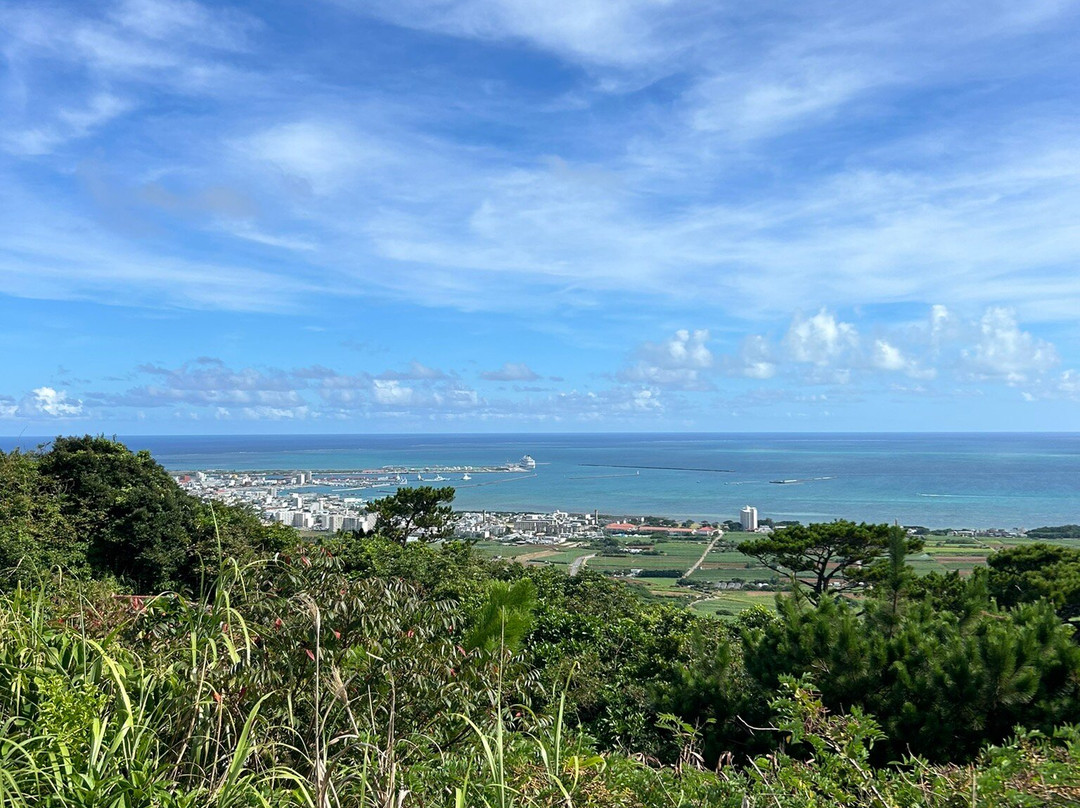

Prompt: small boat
xmin=770 ymin=479 xmax=799 ymax=484
xmin=462 ymin=473 xmax=472 ymax=481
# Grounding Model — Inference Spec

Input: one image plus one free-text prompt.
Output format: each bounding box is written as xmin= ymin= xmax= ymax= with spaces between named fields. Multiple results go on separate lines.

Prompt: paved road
xmin=569 ymin=553 xmax=597 ymax=577
xmin=681 ymin=532 xmax=724 ymax=580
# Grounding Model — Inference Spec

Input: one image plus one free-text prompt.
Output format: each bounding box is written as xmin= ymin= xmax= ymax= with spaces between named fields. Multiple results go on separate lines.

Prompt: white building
xmin=740 ymin=505 xmax=758 ymax=532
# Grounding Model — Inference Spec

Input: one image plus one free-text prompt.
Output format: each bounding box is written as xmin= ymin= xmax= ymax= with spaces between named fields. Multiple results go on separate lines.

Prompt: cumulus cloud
xmin=109 ymin=362 xmax=304 ymax=408
xmin=726 ymin=334 xmax=776 ymax=379
xmin=371 ymin=379 xmax=414 ymax=405
xmin=481 ymin=362 xmax=541 ymax=382
xmin=620 ymin=329 xmax=714 ymax=390
xmin=1058 ymin=370 xmax=1080 ymax=398
xmin=869 ymin=339 xmax=934 ymax=379
xmin=704 ymin=304 xmax=1065 ymax=391
xmin=962 ymin=307 xmax=1059 ymax=383
xmin=15 ymin=387 xmax=83 ymax=418
xmin=784 ymin=310 xmax=859 ymax=366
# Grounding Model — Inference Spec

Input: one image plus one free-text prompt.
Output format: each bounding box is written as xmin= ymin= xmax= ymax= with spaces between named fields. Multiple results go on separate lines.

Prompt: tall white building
xmin=740 ymin=506 xmax=758 ymax=532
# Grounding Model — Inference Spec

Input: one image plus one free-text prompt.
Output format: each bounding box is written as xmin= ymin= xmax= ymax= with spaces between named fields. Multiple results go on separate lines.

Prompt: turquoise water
xmin=5 ymin=433 xmax=1079 ymax=529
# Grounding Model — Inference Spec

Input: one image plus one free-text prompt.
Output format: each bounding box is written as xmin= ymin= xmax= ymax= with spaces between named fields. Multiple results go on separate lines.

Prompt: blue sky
xmin=2 ymin=0 xmax=1080 ymax=434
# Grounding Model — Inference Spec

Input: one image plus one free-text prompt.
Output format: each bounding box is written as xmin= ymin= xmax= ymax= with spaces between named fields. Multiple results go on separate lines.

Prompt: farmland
xmin=469 ymin=531 xmax=1080 ymax=618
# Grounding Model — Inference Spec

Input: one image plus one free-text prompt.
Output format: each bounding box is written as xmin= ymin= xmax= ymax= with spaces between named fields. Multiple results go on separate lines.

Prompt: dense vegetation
xmin=0 ymin=436 xmax=292 ymax=590
xmin=1 ymin=437 xmax=1079 ymax=806
xmin=1026 ymin=524 xmax=1080 ymax=539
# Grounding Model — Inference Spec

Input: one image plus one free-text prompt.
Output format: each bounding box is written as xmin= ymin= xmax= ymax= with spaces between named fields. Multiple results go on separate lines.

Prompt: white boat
xmin=520 ymin=455 xmax=536 ymax=470
xmin=462 ymin=473 xmax=472 ymax=481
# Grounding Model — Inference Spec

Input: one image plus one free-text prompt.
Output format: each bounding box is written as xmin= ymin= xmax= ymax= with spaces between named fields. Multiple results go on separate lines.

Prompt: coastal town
xmin=174 ymin=464 xmax=748 ymax=542
xmin=174 ymin=466 xmax=1028 ymax=546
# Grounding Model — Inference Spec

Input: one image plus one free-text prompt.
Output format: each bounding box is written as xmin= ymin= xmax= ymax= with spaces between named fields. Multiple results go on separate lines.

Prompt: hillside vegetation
xmin=1 ymin=437 xmax=1079 ymax=807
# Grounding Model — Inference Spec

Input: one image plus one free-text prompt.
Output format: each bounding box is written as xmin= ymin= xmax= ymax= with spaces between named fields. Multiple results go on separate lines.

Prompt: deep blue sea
xmin=5 ymin=433 xmax=1079 ymax=529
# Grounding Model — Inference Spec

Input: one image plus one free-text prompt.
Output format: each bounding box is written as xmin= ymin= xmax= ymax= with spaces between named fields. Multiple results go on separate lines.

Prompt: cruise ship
xmin=519 ymin=455 xmax=536 ymax=470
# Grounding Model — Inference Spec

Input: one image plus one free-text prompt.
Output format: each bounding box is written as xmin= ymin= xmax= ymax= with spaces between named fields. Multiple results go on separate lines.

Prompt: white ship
xmin=462 ymin=473 xmax=472 ymax=481
xmin=519 ymin=455 xmax=536 ymax=470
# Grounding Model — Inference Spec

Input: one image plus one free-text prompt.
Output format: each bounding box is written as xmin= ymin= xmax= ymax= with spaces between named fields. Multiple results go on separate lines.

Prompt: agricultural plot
xmin=471 ymin=540 xmax=558 ymax=559
xmin=687 ymin=566 xmax=777 ymax=583
xmin=690 ymin=591 xmax=778 ymax=618
xmin=470 ymin=532 xmax=1080 ymax=619
xmin=625 ymin=576 xmax=698 ymax=604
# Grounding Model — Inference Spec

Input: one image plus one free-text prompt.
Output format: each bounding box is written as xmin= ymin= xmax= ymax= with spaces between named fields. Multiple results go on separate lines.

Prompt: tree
xmin=741 ymin=591 xmax=1080 ymax=763
xmin=0 ymin=449 xmax=83 ymax=577
xmin=37 ymin=435 xmax=198 ymax=590
xmin=738 ymin=520 xmax=921 ymax=602
xmin=370 ymin=486 xmax=456 ymax=545
xmin=857 ymin=524 xmax=918 ymax=628
xmin=15 ymin=435 xmax=297 ymax=592
xmin=988 ymin=543 xmax=1080 ymax=621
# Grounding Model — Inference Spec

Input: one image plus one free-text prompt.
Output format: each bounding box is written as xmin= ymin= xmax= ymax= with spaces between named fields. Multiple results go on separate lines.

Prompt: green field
xmin=690 ymin=591 xmax=779 ymax=617
xmin=468 ymin=533 xmax=1080 ymax=618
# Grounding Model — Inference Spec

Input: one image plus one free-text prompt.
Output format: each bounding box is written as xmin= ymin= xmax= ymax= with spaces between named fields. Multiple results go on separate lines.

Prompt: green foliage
xmin=466 ymin=579 xmax=538 ymax=653
xmin=988 ymin=543 xmax=1080 ymax=621
xmin=368 ymin=484 xmax=456 ymax=545
xmin=739 ymin=520 xmax=921 ymax=601
xmin=1024 ymin=524 xmax=1080 ymax=539
xmin=742 ymin=592 xmax=1080 ymax=762
xmin=1 ymin=436 xmax=295 ymax=593
xmin=0 ymin=449 xmax=84 ymax=576
xmin=37 ymin=435 xmax=199 ymax=590
xmin=0 ymin=559 xmax=1076 ymax=805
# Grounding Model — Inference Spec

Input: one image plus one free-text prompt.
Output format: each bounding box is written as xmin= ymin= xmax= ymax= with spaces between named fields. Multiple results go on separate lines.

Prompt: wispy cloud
xmin=481 ymin=362 xmax=540 ymax=382
xmin=3 ymin=0 xmax=1080 ymax=430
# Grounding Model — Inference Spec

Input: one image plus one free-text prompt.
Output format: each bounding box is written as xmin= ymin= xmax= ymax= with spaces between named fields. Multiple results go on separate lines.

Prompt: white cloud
xmin=5 ymin=93 xmax=131 ymax=156
xmin=108 ymin=0 xmax=257 ymax=49
xmin=784 ymin=310 xmax=858 ymax=365
xmin=869 ymin=339 xmax=933 ymax=378
xmin=1058 ymin=370 xmax=1080 ymax=398
xmin=16 ymin=387 xmax=83 ymax=418
xmin=372 ymin=379 xmax=413 ymax=405
xmin=378 ymin=361 xmax=450 ymax=381
xmin=344 ymin=0 xmax=678 ymax=68
xmin=963 ymin=307 xmax=1059 ymax=383
xmin=871 ymin=339 xmax=906 ymax=371
xmin=481 ymin=362 xmax=541 ymax=382
xmin=931 ymin=304 xmax=950 ymax=334
xmin=240 ymin=121 xmax=391 ymax=196
xmin=621 ymin=329 xmax=714 ymax=390
xmin=729 ymin=334 xmax=776 ymax=379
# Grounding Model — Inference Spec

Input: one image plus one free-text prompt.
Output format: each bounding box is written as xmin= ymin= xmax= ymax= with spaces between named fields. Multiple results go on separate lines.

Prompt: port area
xmin=176 ymin=463 xmax=533 ymax=488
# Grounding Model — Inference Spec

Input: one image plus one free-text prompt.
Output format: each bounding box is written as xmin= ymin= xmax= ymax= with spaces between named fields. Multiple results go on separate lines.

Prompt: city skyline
xmin=3 ymin=0 xmax=1080 ymax=433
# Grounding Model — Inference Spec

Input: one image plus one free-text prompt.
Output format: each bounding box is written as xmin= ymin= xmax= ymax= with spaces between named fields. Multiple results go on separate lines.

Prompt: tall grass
xmin=0 ymin=558 xmax=1077 ymax=807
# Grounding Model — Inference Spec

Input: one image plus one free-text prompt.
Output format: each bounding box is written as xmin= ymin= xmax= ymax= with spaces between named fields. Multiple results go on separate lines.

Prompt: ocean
xmin=5 ymin=433 xmax=1079 ymax=530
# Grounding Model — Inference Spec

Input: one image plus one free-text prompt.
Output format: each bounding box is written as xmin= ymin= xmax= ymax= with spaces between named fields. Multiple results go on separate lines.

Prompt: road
xmin=681 ymin=532 xmax=724 ymax=580
xmin=569 ymin=553 xmax=597 ymax=577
